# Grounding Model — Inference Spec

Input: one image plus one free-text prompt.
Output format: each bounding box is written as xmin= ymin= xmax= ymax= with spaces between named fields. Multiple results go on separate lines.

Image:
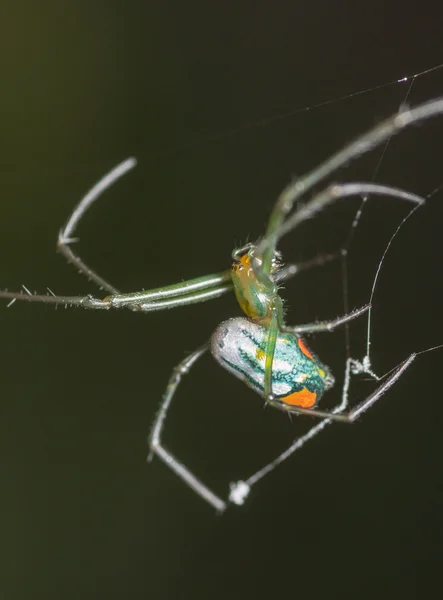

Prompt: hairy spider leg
xmin=258 ymin=96 xmax=443 ymax=274
xmin=57 ymin=157 xmax=236 ymax=310
xmin=0 ymin=159 xmax=233 ymax=311
xmin=0 ymin=162 xmax=336 ymax=312
xmin=146 ymin=343 xmax=229 ymax=512
xmin=228 ymin=354 xmax=415 ymax=505
xmin=58 ymin=157 xmax=136 ymax=295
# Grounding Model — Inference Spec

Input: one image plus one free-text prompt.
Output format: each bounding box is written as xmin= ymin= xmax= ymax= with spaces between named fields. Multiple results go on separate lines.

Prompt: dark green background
xmin=1 ymin=2 xmax=442 ymax=598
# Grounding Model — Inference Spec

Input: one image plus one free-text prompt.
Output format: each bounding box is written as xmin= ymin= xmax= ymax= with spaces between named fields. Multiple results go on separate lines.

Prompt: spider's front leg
xmin=227 ymin=347 xmax=416 ymax=505
xmin=58 ymin=158 xmax=137 ymax=295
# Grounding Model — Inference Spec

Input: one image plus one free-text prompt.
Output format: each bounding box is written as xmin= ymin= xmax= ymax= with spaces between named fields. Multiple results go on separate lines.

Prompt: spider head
xmin=231 ymin=244 xmax=282 ymax=323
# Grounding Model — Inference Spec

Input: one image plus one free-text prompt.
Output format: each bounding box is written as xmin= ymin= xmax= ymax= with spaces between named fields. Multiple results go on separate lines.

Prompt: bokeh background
xmin=1 ymin=2 xmax=443 ymax=598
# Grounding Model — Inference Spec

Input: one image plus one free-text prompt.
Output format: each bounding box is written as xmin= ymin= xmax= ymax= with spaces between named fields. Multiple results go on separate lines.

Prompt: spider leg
xmin=0 ymin=250 xmax=337 ymax=310
xmin=263 ymin=305 xmax=281 ymax=398
xmin=284 ymin=303 xmax=369 ymax=334
xmin=258 ymin=96 xmax=443 ymax=272
xmin=274 ymin=251 xmax=339 ymax=284
xmin=229 ymin=356 xmax=356 ymax=505
xmin=0 ymin=270 xmax=232 ymax=310
xmin=278 ymin=353 xmax=415 ymax=421
xmin=56 ymin=157 xmax=340 ymax=301
xmin=148 ymin=343 xmax=227 ymax=514
xmin=229 ymin=353 xmax=415 ymax=505
xmin=57 ymin=158 xmax=137 ymax=294
xmin=277 ymin=183 xmax=424 ymax=243
xmin=1 ymin=157 xmax=237 ymax=310
xmin=0 ymin=242 xmax=338 ymax=312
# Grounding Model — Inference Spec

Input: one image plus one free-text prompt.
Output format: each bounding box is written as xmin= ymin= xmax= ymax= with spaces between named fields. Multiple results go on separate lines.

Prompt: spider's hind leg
xmin=284 ymin=303 xmax=370 ymax=335
xmin=280 ymin=353 xmax=416 ymax=422
xmin=229 ymin=353 xmax=415 ymax=504
xmin=148 ymin=342 xmax=228 ymax=514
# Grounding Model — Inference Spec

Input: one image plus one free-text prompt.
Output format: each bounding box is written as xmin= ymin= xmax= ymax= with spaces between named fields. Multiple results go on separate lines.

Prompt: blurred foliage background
xmin=0 ymin=1 xmax=442 ymax=598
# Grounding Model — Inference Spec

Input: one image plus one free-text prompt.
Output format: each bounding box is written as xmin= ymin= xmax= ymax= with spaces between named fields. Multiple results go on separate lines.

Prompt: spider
xmin=1 ymin=97 xmax=442 ymax=514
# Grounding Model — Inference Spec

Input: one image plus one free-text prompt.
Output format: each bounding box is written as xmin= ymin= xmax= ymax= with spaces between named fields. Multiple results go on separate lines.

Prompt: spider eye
xmin=232 ymin=252 xmax=250 ymax=273
xmin=232 ymin=261 xmax=245 ymax=274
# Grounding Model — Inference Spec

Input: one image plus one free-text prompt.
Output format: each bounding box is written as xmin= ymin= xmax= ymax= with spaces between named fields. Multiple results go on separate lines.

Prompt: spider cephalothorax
xmin=231 ymin=247 xmax=282 ymax=325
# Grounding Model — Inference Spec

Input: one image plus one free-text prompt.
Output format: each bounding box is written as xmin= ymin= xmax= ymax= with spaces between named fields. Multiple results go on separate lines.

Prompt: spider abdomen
xmin=211 ymin=317 xmax=334 ymax=408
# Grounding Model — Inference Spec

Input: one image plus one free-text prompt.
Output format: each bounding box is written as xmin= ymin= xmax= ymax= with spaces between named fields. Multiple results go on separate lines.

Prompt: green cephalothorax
xmin=231 ymin=248 xmax=282 ymax=326
xmin=231 ymin=247 xmax=286 ymax=399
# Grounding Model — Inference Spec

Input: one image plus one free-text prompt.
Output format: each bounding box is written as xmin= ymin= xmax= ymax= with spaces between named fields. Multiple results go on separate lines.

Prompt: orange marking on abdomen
xmin=283 ymin=387 xmax=317 ymax=408
xmin=298 ymin=338 xmax=314 ymax=360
